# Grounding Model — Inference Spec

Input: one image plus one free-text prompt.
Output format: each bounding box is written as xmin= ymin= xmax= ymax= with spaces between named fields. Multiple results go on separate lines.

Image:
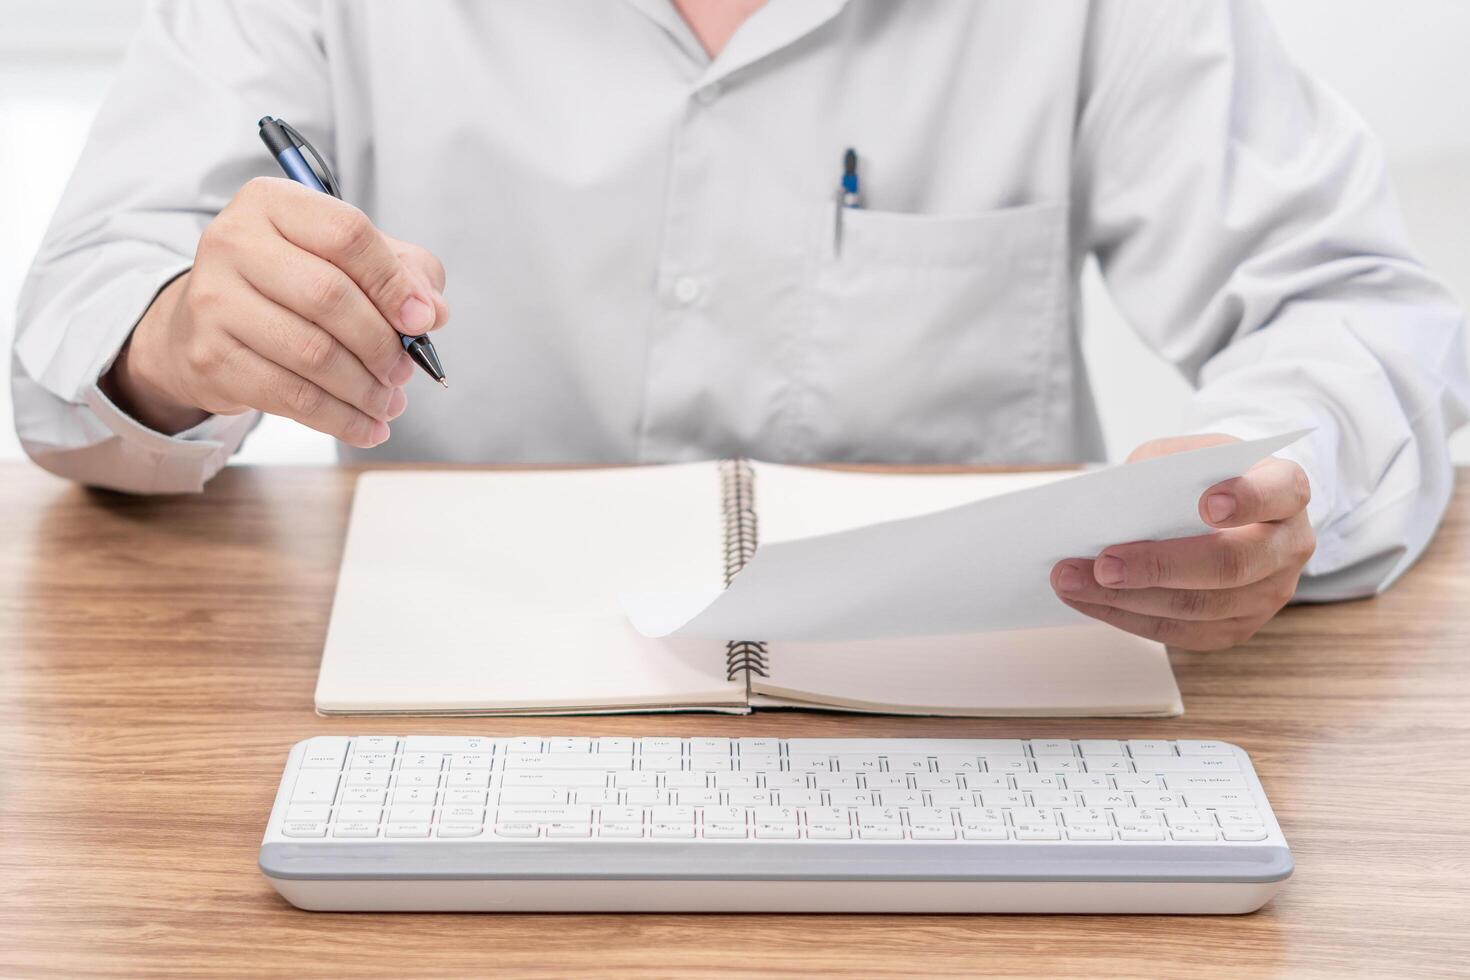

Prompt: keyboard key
xmin=389 ymin=805 xmax=434 ymax=823
xmin=1176 ymin=740 xmax=1234 ymax=756
xmin=503 ymin=771 xmax=607 ymax=788
xmin=505 ymin=754 xmax=628 ymax=772
xmin=499 ymin=805 xmax=591 ymax=824
xmin=280 ymin=820 xmax=327 ymax=837
xmin=449 ymin=754 xmax=493 ymax=771
xmin=436 ymin=824 xmax=482 ymax=838
xmin=856 ymin=807 xmax=901 ymax=826
xmin=344 ymin=770 xmax=390 ymax=788
xmin=835 ymin=755 xmax=882 ymax=772
xmin=494 ymin=822 xmax=539 ymax=838
xmin=549 ymin=737 xmax=591 ymax=754
xmin=763 ymin=774 xmax=807 ymax=790
xmin=1066 ymin=826 xmax=1114 ymax=841
xmin=394 ymin=772 xmax=440 ymax=789
xmin=652 ymin=822 xmax=695 ymax=838
xmin=915 ymin=773 xmax=964 ymax=790
xmin=1081 ymin=791 xmax=1133 ymax=808
xmin=704 ymin=822 xmax=748 ymax=839
xmin=1010 ymin=808 xmax=1054 ymax=826
xmin=640 ymin=738 xmax=684 ymax=755
xmin=342 ymin=787 xmax=387 ymax=805
xmin=979 ymin=791 xmax=1027 ymax=808
xmin=641 ymin=753 xmax=685 ymax=771
xmin=349 ymin=752 xmax=394 ymax=770
xmin=755 ymin=822 xmax=800 ymax=839
xmin=1223 ymin=828 xmax=1269 ymax=841
xmin=337 ymin=804 xmax=383 ymax=823
xmin=440 ymin=806 xmax=485 ymax=823
xmin=352 ymin=735 xmax=399 ymax=754
xmin=651 ymin=806 xmax=694 ymax=824
xmin=547 ymin=822 xmax=592 ymax=838
xmin=445 ymin=789 xmax=488 ymax=806
xmin=814 ymin=774 xmax=858 ymax=790
xmin=927 ymin=790 xmax=969 ymax=807
xmin=701 ymin=805 xmax=748 ymax=825
xmin=736 ymin=753 xmax=782 ymax=771
xmin=1061 ymin=808 xmax=1108 ymax=827
xmin=827 ymin=790 xmax=876 ymax=807
xmin=1119 ymin=826 xmax=1166 ymax=841
xmin=690 ymin=738 xmax=731 ymax=755
xmin=1125 ymin=740 xmax=1175 ymax=757
xmin=403 ymin=736 xmax=494 ymax=754
xmin=574 ymin=788 xmax=620 ymax=806
xmin=1062 ymin=775 xmax=1110 ymax=791
xmin=911 ymin=824 xmax=956 ymax=840
xmin=754 ymin=806 xmax=797 ymax=825
xmin=499 ymin=788 xmax=568 ymax=804
xmin=285 ymin=804 xmax=331 ymax=822
xmin=1182 ymin=790 xmax=1254 ymax=808
xmin=788 ymin=754 xmax=833 ymax=771
xmin=1078 ymin=740 xmax=1123 ymax=756
xmin=1112 ymin=775 xmax=1164 ymax=791
xmin=400 ymin=753 xmax=445 ymax=771
xmin=727 ymin=789 xmax=773 ymax=807
xmin=1083 ymin=758 xmax=1132 ymax=773
xmin=614 ymin=772 xmax=657 ymax=788
xmin=713 ymin=772 xmax=756 ymax=789
xmin=385 ymin=822 xmax=431 ymax=838
xmin=1217 ymin=808 xmax=1266 ymax=826
xmin=392 ymin=787 xmax=439 ymax=805
xmin=907 ymin=807 xmax=953 ymax=827
xmin=599 ymin=823 xmax=643 ymax=838
xmin=689 ymin=754 xmax=733 ymax=771
xmin=858 ymin=824 xmax=903 ymax=840
xmin=1028 ymin=740 xmax=1076 ymax=757
xmin=300 ymin=738 xmax=351 ymax=769
xmin=333 ymin=822 xmax=380 ymax=838
xmin=1029 ymin=791 xmax=1075 ymax=808
xmin=1140 ymin=756 xmax=1239 ymax=773
xmin=1131 ymin=790 xmax=1185 ymax=808
xmin=664 ymin=772 xmax=708 ymax=789
xmin=596 ymin=738 xmax=634 ymax=754
xmin=506 ymin=738 xmax=543 ymax=753
xmin=807 ymin=822 xmax=852 ymax=839
xmin=625 ymin=788 xmax=669 ymax=806
xmin=1165 ymin=774 xmax=1246 ymax=789
xmin=1013 ymin=823 xmax=1061 ymax=840
xmin=1163 ymin=808 xmax=1216 ymax=828
xmin=776 ymin=790 xmax=821 ymax=807
xmin=290 ymin=772 xmax=340 ymax=804
xmin=961 ymin=824 xmax=1008 ymax=840
xmin=1170 ymin=826 xmax=1220 ymax=841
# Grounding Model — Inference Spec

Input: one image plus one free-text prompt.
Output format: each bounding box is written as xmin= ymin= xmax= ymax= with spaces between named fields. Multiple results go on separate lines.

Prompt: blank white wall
xmin=2 ymin=0 xmax=1468 ymax=467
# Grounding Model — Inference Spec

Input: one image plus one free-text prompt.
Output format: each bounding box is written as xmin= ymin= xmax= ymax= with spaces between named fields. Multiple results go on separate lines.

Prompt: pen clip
xmin=274 ymin=118 xmax=343 ymax=200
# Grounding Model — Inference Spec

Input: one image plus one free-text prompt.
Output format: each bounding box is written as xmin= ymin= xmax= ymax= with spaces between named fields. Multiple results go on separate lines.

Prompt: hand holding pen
xmin=100 ymin=118 xmax=449 ymax=448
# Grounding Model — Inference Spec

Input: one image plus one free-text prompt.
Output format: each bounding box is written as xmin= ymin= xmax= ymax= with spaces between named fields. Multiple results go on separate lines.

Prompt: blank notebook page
xmin=316 ymin=465 xmax=743 ymax=713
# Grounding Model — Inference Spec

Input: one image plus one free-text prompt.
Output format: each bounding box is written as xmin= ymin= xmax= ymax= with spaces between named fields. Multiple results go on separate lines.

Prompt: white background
xmin=3 ymin=0 xmax=1468 ymax=467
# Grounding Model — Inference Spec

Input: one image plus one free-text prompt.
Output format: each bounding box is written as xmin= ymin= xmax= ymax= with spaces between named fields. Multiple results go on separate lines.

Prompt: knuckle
xmin=1215 ymin=540 xmax=1249 ymax=587
xmin=1168 ymin=588 xmax=1211 ymax=619
xmin=342 ymin=412 xmax=376 ymax=447
xmin=369 ymin=328 xmax=403 ymax=376
xmin=280 ymin=375 xmax=325 ymax=418
xmin=1145 ymin=551 xmax=1172 ymax=587
xmin=299 ymin=329 xmax=339 ymax=376
xmin=1291 ymin=466 xmax=1312 ymax=511
xmin=362 ymin=381 xmax=393 ymax=418
xmin=240 ymin=175 xmax=277 ymax=202
xmin=306 ymin=270 xmax=352 ymax=318
xmin=325 ymin=205 xmax=375 ymax=259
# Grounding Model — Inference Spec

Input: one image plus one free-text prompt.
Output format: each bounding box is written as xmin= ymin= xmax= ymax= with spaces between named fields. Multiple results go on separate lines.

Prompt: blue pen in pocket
xmin=834 ymin=147 xmax=861 ymax=256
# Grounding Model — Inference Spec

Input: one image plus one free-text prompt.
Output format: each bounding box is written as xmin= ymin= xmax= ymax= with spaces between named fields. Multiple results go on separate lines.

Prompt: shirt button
xmin=694 ymin=83 xmax=722 ymax=106
xmin=672 ymin=276 xmax=702 ymax=305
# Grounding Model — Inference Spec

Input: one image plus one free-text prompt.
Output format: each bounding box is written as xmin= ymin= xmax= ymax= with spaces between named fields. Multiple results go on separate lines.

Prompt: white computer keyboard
xmin=259 ymin=736 xmax=1292 ymax=913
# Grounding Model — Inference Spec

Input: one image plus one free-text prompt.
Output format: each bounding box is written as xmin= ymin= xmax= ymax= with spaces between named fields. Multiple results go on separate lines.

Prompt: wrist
xmin=100 ymin=275 xmax=210 ymax=435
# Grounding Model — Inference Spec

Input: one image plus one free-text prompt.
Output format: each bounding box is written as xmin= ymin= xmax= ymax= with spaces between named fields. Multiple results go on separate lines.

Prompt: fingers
xmin=247 ymin=178 xmax=443 ymax=336
xmin=1200 ymin=457 xmax=1311 ymax=528
xmin=388 ymin=236 xmax=450 ymax=325
xmin=1125 ymin=432 xmax=1237 ymax=464
xmin=1057 ymin=596 xmax=1254 ymax=652
xmin=1051 ymin=560 xmax=1298 ymax=621
xmin=222 ymin=282 xmax=408 ymax=424
xmin=1089 ymin=518 xmax=1314 ymax=591
xmin=232 ymin=233 xmax=416 ymax=386
xmin=214 ymin=341 xmax=389 ymax=449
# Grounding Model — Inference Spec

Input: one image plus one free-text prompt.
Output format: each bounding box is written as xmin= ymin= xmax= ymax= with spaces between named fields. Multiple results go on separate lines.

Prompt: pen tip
xmin=439 ymin=379 xmax=449 ymax=389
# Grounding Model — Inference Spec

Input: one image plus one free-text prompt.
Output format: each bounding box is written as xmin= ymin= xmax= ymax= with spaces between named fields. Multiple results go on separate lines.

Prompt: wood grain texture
xmin=2 ymin=462 xmax=1468 ymax=979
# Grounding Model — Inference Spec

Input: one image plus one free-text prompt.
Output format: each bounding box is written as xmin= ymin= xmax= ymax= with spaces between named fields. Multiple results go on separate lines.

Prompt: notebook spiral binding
xmin=720 ymin=460 xmax=770 ymax=681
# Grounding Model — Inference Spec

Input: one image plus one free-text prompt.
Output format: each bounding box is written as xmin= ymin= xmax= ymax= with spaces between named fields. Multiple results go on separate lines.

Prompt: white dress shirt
xmin=12 ymin=0 xmax=1469 ymax=600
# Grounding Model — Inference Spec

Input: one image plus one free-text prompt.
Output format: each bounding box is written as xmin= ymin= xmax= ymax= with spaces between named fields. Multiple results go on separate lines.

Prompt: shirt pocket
xmin=795 ymin=199 xmax=1070 ymax=462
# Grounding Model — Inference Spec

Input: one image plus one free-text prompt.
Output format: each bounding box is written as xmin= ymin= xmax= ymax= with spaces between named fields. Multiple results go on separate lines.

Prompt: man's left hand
xmin=1050 ymin=434 xmax=1316 ymax=651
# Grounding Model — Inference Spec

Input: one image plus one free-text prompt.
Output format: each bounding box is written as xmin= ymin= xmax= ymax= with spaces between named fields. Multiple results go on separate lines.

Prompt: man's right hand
xmin=102 ymin=177 xmax=450 ymax=447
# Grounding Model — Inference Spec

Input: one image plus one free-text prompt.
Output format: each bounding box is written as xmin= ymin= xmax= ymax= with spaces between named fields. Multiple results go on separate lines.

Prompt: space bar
xmin=501 ymin=754 xmax=633 ymax=770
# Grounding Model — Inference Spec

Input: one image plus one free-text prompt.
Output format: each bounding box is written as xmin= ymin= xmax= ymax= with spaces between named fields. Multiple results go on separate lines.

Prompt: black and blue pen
xmin=257 ymin=115 xmax=447 ymax=387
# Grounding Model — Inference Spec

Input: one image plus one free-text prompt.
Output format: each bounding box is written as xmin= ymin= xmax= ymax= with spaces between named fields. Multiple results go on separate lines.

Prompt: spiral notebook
xmin=315 ymin=462 xmax=1184 ymax=717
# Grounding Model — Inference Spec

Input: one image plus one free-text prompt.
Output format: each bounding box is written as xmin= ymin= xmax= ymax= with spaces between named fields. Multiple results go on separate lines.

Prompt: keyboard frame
xmin=259 ymin=737 xmax=1293 ymax=914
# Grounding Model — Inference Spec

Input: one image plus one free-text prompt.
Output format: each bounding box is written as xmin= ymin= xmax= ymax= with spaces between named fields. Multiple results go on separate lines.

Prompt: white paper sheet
xmin=621 ymin=431 xmax=1307 ymax=641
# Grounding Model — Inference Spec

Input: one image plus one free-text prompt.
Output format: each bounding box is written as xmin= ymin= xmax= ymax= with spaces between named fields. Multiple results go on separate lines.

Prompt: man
xmin=13 ymin=0 xmax=1468 ymax=651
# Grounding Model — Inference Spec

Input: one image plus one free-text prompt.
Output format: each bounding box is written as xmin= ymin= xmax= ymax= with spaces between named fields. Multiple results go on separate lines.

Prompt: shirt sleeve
xmin=1077 ymin=0 xmax=1470 ymax=599
xmin=10 ymin=0 xmax=328 ymax=494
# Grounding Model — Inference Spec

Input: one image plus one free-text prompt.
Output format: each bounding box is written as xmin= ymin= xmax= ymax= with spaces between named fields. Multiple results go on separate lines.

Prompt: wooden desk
xmin=3 ymin=463 xmax=1468 ymax=979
